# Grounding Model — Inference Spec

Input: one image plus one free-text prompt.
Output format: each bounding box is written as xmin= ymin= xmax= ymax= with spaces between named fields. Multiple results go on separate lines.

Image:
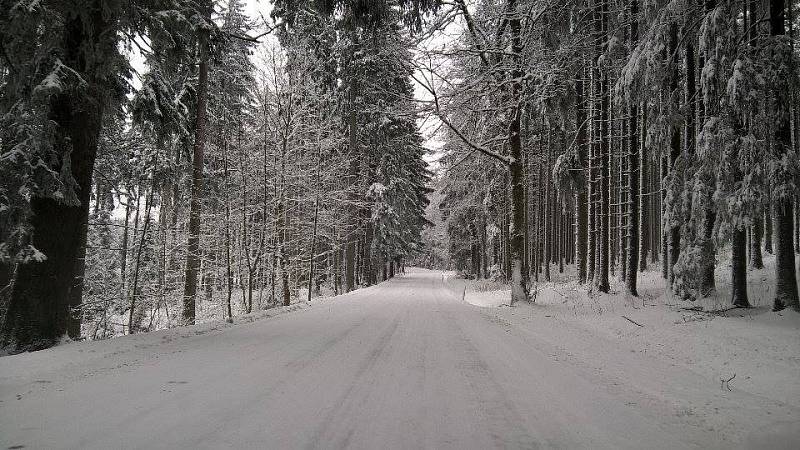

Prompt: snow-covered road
xmin=1 ymin=268 xmax=797 ymax=449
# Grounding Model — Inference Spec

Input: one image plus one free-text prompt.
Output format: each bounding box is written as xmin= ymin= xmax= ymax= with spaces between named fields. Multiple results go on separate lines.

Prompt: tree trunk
xmin=128 ymin=183 xmax=154 ymax=334
xmin=508 ymin=5 xmax=530 ymax=304
xmin=182 ymin=2 xmax=211 ymax=325
xmin=625 ymin=0 xmax=640 ymax=296
xmin=223 ymin=133 xmax=234 ymax=323
xmin=1 ymin=6 xmax=110 ymax=351
xmin=595 ymin=0 xmax=611 ymax=293
xmin=751 ymin=213 xmax=764 ymax=269
xmin=639 ymin=107 xmax=649 ymax=272
xmin=544 ymin=126 xmax=552 ymax=282
xmin=667 ymin=22 xmax=681 ymax=286
xmin=771 ymin=0 xmax=800 ymax=310
xmin=731 ymin=228 xmax=750 ymax=307
xmin=765 ymin=194 xmax=774 ymax=253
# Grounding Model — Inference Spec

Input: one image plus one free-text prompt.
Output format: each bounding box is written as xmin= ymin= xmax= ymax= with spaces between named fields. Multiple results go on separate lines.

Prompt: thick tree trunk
xmin=508 ymin=7 xmax=530 ymax=304
xmin=667 ymin=23 xmax=681 ymax=286
xmin=625 ymin=0 xmax=640 ymax=296
xmin=731 ymin=228 xmax=750 ymax=307
xmin=182 ymin=4 xmax=211 ymax=325
xmin=770 ymin=0 xmax=799 ymax=310
xmin=1 ymin=6 xmax=110 ymax=351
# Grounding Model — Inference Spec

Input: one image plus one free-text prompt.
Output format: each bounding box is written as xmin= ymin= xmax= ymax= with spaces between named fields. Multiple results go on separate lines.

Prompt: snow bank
xmin=454 ymin=253 xmax=800 ymax=409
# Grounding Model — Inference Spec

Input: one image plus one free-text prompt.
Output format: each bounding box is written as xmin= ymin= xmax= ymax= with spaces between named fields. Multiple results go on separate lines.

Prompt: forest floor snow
xmin=1 ymin=266 xmax=798 ymax=449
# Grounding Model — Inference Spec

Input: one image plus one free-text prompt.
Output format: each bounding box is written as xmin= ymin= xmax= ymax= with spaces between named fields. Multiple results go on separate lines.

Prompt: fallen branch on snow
xmin=621 ymin=315 xmax=644 ymax=327
xmin=720 ymin=373 xmax=736 ymax=391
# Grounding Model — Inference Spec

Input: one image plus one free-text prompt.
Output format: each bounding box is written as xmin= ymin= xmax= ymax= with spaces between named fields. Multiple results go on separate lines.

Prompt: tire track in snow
xmin=431 ymin=281 xmax=540 ymax=449
xmin=304 ymin=311 xmax=403 ymax=450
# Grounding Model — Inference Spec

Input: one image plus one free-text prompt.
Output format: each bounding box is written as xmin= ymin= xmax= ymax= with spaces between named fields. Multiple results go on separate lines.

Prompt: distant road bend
xmin=1 ymin=268 xmax=797 ymax=449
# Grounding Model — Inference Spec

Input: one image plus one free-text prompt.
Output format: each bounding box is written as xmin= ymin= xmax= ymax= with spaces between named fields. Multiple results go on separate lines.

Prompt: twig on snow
xmin=721 ymin=373 xmax=736 ymax=391
xmin=621 ymin=315 xmax=644 ymax=327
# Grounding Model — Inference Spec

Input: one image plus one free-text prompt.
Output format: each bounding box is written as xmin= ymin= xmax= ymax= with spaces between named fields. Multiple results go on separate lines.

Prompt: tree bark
xmin=182 ymin=2 xmax=211 ymax=325
xmin=544 ymin=126 xmax=552 ymax=282
xmin=2 ymin=5 xmax=110 ymax=351
xmin=625 ymin=0 xmax=640 ymax=296
xmin=667 ymin=22 xmax=682 ymax=286
xmin=508 ymin=1 xmax=530 ymax=304
xmin=731 ymin=228 xmax=750 ymax=307
xmin=639 ymin=107 xmax=649 ymax=272
xmin=770 ymin=0 xmax=800 ymax=308
xmin=128 ymin=183 xmax=154 ymax=334
xmin=595 ymin=0 xmax=611 ymax=293
xmin=770 ymin=0 xmax=800 ymax=310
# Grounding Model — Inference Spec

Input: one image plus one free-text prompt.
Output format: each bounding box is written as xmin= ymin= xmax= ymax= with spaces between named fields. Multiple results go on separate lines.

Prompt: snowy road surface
xmin=1 ymin=269 xmax=798 ymax=449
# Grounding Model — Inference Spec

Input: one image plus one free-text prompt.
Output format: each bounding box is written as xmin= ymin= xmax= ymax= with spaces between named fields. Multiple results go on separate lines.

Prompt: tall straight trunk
xmin=660 ymin=153 xmax=668 ymax=278
xmin=2 ymin=5 xmax=109 ymax=351
xmin=120 ymin=197 xmax=131 ymax=290
xmin=638 ymin=106 xmax=649 ymax=272
xmin=307 ymin=198 xmax=319 ymax=302
xmin=363 ymin=213 xmax=375 ymax=285
xmin=559 ymin=209 xmax=565 ymax=273
xmin=508 ymin=4 xmax=530 ymax=304
xmin=522 ymin=111 xmax=531 ymax=279
xmin=587 ymin=23 xmax=598 ymax=285
xmin=667 ymin=22 xmax=681 ymax=285
xmin=307 ymin=145 xmax=322 ymax=302
xmin=128 ymin=183 xmax=154 ymax=334
xmin=699 ymin=0 xmax=717 ymax=296
xmin=333 ymin=241 xmax=340 ymax=296
xmin=222 ymin=134 xmax=234 ymax=323
xmin=625 ymin=0 xmax=640 ymax=296
xmin=796 ymin=196 xmax=799 ymax=254
xmin=618 ymin=120 xmax=627 ymax=282
xmin=481 ymin=214 xmax=489 ymax=277
xmin=595 ymin=0 xmax=611 ymax=293
xmin=182 ymin=3 xmax=211 ymax=325
xmin=771 ymin=0 xmax=800 ymax=310
xmin=534 ymin=162 xmax=541 ymax=282
xmin=157 ymin=182 xmax=169 ymax=308
xmin=544 ymin=126 xmax=552 ymax=282
xmin=276 ymin=135 xmax=290 ymax=306
xmin=344 ymin=89 xmax=358 ymax=292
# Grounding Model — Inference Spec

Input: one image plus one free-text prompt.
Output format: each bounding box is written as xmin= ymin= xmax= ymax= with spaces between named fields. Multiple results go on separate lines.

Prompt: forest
xmin=0 ymin=0 xmax=799 ymax=356
xmin=418 ymin=0 xmax=800 ymax=310
xmin=0 ymin=0 xmax=436 ymax=352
